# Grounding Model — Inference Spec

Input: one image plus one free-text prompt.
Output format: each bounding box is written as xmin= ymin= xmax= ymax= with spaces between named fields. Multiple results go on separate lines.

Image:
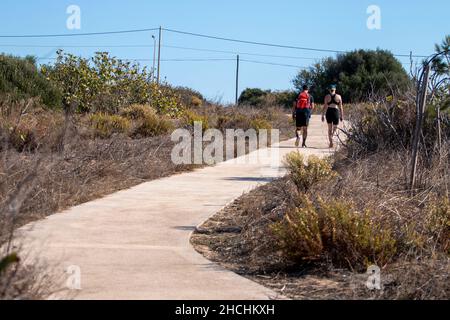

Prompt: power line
xmin=164 ymin=45 xmax=318 ymax=60
xmin=240 ymin=59 xmax=306 ymax=69
xmin=0 ymin=44 xmax=154 ymax=48
xmin=163 ymin=27 xmax=430 ymax=58
xmin=0 ymin=42 xmax=424 ymax=62
xmin=0 ymin=25 xmax=430 ymax=58
xmin=0 ymin=28 xmax=159 ymax=38
xmin=163 ymin=58 xmax=234 ymax=62
xmin=34 ymin=55 xmax=415 ymax=71
xmin=35 ymin=56 xmax=305 ymax=69
xmin=163 ymin=28 xmax=344 ymax=54
xmin=35 ymin=57 xmax=235 ymax=62
xmin=0 ymin=43 xmax=320 ymax=60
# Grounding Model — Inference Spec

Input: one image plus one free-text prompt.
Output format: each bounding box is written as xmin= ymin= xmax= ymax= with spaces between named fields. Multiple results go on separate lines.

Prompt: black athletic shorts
xmin=326 ymin=108 xmax=340 ymax=125
xmin=295 ymin=108 xmax=311 ymax=127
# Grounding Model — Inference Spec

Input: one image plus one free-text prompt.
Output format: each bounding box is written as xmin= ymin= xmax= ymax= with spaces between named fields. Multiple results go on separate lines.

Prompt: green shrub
xmin=238 ymin=88 xmax=298 ymax=109
xmin=284 ymin=153 xmax=336 ymax=192
xmin=0 ymin=253 xmax=19 ymax=275
xmin=120 ymin=104 xmax=156 ymax=120
xmin=216 ymin=115 xmax=232 ymax=130
xmin=133 ymin=112 xmax=173 ymax=138
xmin=42 ymin=52 xmax=185 ymax=115
xmin=190 ymin=96 xmax=203 ymax=107
xmin=182 ymin=109 xmax=209 ymax=130
xmin=216 ymin=112 xmax=260 ymax=131
xmin=7 ymin=124 xmax=37 ymax=152
xmin=0 ymin=54 xmax=62 ymax=108
xmin=318 ymin=199 xmax=397 ymax=269
xmin=89 ymin=113 xmax=131 ymax=138
xmin=150 ymin=83 xmax=184 ymax=117
xmin=250 ymin=118 xmax=272 ymax=131
xmin=43 ymin=51 xmax=154 ymax=113
xmin=271 ymin=196 xmax=323 ymax=260
xmin=272 ymin=196 xmax=398 ymax=270
xmin=238 ymin=88 xmax=269 ymax=106
xmin=172 ymin=86 xmax=204 ymax=107
xmin=425 ymin=197 xmax=450 ymax=254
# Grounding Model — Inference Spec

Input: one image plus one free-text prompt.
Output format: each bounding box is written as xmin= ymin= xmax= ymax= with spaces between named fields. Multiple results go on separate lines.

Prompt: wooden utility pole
xmin=437 ymin=103 xmax=442 ymax=153
xmin=235 ymin=55 xmax=240 ymax=105
xmin=409 ymin=51 xmax=413 ymax=77
xmin=152 ymin=35 xmax=157 ymax=82
xmin=410 ymin=64 xmax=431 ymax=192
xmin=156 ymin=26 xmax=162 ymax=85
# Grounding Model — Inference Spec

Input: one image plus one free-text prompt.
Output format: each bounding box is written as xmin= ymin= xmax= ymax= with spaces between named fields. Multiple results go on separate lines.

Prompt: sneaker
xmin=295 ymin=137 xmax=300 ymax=147
xmin=302 ymin=142 xmax=307 ymax=148
xmin=329 ymin=142 xmax=334 ymax=148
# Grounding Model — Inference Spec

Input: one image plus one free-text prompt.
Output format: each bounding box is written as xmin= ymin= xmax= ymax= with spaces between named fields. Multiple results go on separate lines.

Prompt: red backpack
xmin=296 ymin=91 xmax=310 ymax=109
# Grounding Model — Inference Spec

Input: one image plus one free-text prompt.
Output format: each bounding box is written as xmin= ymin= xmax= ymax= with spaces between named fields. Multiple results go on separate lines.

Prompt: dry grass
xmin=191 ymin=145 xmax=450 ymax=299
xmin=185 ymin=105 xmax=293 ymax=140
xmin=0 ymin=250 xmax=56 ymax=300
xmin=0 ymin=98 xmax=292 ymax=299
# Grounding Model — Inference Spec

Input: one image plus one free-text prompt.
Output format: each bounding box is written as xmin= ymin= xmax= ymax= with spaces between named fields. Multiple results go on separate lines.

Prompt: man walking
xmin=293 ymin=85 xmax=315 ymax=148
xmin=322 ymin=84 xmax=344 ymax=148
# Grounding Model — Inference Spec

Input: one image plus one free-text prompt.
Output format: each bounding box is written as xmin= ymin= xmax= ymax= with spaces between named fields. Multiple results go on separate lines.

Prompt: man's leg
xmin=295 ymin=127 xmax=301 ymax=147
xmin=302 ymin=127 xmax=308 ymax=147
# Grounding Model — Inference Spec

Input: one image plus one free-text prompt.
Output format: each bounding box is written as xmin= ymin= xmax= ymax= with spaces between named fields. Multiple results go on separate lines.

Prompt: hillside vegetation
xmin=0 ymin=55 xmax=61 ymax=107
xmin=192 ymin=39 xmax=450 ymax=300
xmin=0 ymin=52 xmax=291 ymax=299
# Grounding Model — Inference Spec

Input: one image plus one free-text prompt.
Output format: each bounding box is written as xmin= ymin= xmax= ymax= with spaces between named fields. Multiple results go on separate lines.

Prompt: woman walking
xmin=322 ymin=84 xmax=344 ymax=148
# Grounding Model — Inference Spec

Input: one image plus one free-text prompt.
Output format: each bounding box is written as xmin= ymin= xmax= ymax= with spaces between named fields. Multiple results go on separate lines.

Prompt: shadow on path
xmin=222 ymin=177 xmax=275 ymax=183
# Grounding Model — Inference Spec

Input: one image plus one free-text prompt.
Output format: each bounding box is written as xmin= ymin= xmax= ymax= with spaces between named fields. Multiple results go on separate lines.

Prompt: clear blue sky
xmin=1 ymin=0 xmax=448 ymax=103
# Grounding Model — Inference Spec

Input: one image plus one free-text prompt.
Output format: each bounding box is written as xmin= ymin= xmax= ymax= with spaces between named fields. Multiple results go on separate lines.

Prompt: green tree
xmin=238 ymin=88 xmax=269 ymax=106
xmin=272 ymin=90 xmax=298 ymax=109
xmin=42 ymin=51 xmax=183 ymax=116
xmin=432 ymin=35 xmax=450 ymax=76
xmin=293 ymin=49 xmax=410 ymax=103
xmin=430 ymin=35 xmax=450 ymax=116
xmin=0 ymin=54 xmax=62 ymax=107
xmin=238 ymin=88 xmax=297 ymax=109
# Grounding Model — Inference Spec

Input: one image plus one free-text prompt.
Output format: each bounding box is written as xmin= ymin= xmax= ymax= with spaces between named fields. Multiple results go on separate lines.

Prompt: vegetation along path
xmin=16 ymin=115 xmax=338 ymax=300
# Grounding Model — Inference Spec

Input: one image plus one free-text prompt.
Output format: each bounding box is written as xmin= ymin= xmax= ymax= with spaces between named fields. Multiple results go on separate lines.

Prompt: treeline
xmin=0 ymin=51 xmax=205 ymax=115
xmin=238 ymin=49 xmax=412 ymax=107
xmin=293 ymin=49 xmax=411 ymax=102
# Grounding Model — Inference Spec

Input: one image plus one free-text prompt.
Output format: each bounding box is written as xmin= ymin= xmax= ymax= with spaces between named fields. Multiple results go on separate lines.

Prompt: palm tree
xmin=432 ymin=35 xmax=450 ymax=76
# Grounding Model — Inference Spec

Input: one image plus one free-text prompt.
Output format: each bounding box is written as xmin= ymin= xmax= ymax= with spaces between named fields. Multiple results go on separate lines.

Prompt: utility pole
xmin=235 ymin=54 xmax=240 ymax=105
xmin=437 ymin=99 xmax=442 ymax=154
xmin=409 ymin=51 xmax=413 ymax=78
xmin=156 ymin=26 xmax=162 ymax=85
xmin=152 ymin=35 xmax=156 ymax=82
xmin=410 ymin=63 xmax=431 ymax=192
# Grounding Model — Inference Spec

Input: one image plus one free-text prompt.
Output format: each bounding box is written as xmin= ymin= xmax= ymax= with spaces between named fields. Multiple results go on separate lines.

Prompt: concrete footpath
xmin=17 ymin=115 xmax=335 ymax=300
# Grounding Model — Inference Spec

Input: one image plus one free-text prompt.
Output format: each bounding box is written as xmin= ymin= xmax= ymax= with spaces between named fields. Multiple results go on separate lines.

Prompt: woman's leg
xmin=328 ymin=123 xmax=334 ymax=147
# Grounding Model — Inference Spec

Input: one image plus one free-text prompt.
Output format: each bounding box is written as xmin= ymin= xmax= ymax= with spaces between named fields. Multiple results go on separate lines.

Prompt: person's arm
xmin=338 ymin=95 xmax=344 ymax=121
xmin=292 ymin=100 xmax=297 ymax=120
xmin=322 ymin=95 xmax=329 ymax=122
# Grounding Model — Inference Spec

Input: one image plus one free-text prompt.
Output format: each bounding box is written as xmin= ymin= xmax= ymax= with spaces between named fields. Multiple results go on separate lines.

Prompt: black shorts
xmin=295 ymin=108 xmax=311 ymax=127
xmin=326 ymin=108 xmax=340 ymax=125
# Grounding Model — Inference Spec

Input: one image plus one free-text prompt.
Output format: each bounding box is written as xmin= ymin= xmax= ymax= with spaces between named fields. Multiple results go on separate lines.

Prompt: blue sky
xmin=0 ymin=0 xmax=448 ymax=103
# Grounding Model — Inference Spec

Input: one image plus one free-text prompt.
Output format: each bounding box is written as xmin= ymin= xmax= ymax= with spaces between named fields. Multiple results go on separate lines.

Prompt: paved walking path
xmin=17 ymin=116 xmax=336 ymax=300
